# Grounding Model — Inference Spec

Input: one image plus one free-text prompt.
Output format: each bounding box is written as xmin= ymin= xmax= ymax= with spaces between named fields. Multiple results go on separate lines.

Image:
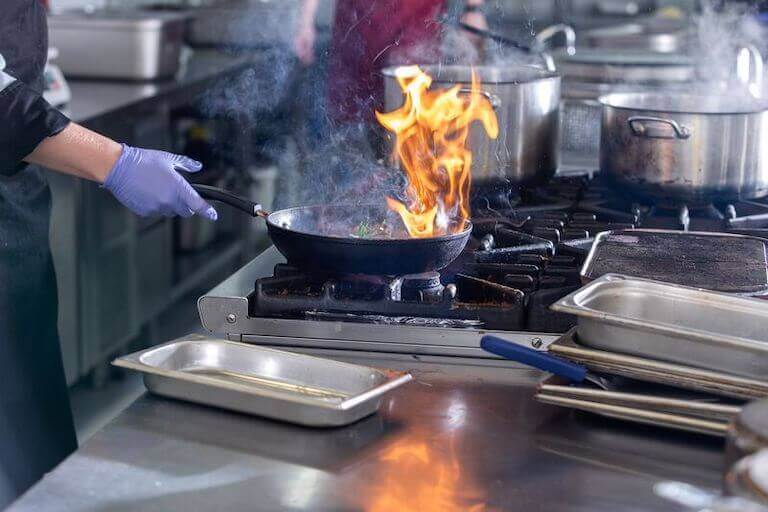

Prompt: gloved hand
xmin=103 ymin=144 xmax=218 ymax=220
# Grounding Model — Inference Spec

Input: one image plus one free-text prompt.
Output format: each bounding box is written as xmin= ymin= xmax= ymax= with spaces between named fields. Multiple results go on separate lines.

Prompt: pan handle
xmin=192 ymin=184 xmax=267 ymax=218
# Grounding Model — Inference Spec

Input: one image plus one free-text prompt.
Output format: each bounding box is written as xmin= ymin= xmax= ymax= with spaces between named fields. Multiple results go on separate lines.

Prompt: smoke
xmin=691 ymin=0 xmax=767 ymax=97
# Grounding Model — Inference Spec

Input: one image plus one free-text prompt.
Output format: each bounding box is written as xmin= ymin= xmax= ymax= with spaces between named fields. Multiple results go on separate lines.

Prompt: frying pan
xmin=192 ymin=185 xmax=472 ymax=275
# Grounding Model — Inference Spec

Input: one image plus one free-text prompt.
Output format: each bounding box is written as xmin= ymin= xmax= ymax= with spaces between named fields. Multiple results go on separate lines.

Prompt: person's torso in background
xmin=327 ymin=0 xmax=446 ymax=124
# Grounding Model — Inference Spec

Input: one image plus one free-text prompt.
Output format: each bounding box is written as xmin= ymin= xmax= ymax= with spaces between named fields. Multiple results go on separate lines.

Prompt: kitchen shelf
xmin=171 ymin=235 xmax=244 ymax=302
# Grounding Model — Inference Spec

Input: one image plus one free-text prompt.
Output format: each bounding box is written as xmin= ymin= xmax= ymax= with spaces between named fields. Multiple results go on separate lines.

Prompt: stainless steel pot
xmin=382 ymin=65 xmax=561 ymax=185
xmin=600 ymin=92 xmax=768 ymax=201
xmin=552 ymin=48 xmax=696 ymax=84
xmin=583 ymin=19 xmax=691 ymax=54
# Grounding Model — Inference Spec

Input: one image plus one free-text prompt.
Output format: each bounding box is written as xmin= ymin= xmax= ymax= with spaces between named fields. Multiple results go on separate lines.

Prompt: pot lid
xmin=555 ymin=48 xmax=692 ymax=67
xmin=381 ymin=64 xmax=559 ymax=85
xmin=561 ymin=79 xmax=688 ymax=100
xmin=599 ymin=92 xmax=768 ymax=115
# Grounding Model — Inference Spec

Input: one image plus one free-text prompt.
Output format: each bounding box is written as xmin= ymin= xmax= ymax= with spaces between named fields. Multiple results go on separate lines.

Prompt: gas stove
xmin=199 ymin=172 xmax=768 ymax=356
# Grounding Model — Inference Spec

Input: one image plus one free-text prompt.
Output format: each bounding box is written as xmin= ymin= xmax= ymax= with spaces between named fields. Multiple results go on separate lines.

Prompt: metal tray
xmin=551 ymin=274 xmax=768 ymax=379
xmin=549 ymin=329 xmax=768 ymax=400
xmin=113 ymin=336 xmax=412 ymax=427
xmin=536 ymin=393 xmax=729 ymax=437
xmin=538 ymin=376 xmax=742 ymax=422
xmin=580 ymin=229 xmax=768 ymax=296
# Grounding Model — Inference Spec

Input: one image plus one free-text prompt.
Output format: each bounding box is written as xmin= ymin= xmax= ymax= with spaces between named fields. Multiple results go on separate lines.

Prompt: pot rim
xmin=381 ymin=64 xmax=560 ymax=85
xmin=599 ymin=92 xmax=768 ymax=115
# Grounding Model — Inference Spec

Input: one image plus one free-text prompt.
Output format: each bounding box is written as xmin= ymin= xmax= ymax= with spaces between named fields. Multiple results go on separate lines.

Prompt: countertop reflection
xmin=8 ymin=351 xmax=723 ymax=511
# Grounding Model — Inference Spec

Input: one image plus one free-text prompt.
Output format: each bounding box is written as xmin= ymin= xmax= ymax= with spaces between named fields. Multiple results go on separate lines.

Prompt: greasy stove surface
xmin=8 ymin=349 xmax=724 ymax=512
xmin=250 ymin=175 xmax=768 ymax=332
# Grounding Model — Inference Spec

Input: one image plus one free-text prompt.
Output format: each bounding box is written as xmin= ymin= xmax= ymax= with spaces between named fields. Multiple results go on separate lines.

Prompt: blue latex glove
xmin=103 ymin=144 xmax=218 ymax=220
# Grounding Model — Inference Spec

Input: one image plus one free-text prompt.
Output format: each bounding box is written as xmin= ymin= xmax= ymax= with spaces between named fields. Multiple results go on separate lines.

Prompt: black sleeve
xmin=0 ymin=79 xmax=70 ymax=176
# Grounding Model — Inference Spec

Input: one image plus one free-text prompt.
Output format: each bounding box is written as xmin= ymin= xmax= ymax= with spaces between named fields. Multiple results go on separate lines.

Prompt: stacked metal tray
xmin=551 ymin=274 xmax=768 ymax=379
xmin=533 ymin=328 xmax=768 ymax=436
xmin=548 ymin=329 xmax=768 ymax=401
xmin=536 ymin=374 xmax=742 ymax=437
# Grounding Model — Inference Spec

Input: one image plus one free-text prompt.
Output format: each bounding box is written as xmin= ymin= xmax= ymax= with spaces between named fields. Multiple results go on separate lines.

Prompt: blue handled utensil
xmin=480 ymin=335 xmax=613 ymax=390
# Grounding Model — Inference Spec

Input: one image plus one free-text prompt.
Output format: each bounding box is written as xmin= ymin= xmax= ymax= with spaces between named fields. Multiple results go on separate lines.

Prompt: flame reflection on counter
xmin=366 ymin=433 xmax=490 ymax=512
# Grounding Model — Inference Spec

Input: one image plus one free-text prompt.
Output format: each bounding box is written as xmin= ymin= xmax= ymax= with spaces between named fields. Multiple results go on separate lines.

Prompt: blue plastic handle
xmin=480 ymin=335 xmax=588 ymax=383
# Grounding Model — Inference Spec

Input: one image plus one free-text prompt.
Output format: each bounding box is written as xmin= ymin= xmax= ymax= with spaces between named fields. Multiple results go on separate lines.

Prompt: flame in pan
xmin=376 ymin=66 xmax=498 ymax=238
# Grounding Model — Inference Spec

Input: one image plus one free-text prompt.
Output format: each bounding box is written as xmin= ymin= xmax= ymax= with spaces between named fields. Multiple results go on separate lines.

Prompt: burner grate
xmin=249 ymin=174 xmax=768 ymax=333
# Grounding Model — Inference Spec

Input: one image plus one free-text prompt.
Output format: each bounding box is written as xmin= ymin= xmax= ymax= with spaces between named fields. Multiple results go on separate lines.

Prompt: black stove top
xmin=251 ymin=174 xmax=768 ymax=333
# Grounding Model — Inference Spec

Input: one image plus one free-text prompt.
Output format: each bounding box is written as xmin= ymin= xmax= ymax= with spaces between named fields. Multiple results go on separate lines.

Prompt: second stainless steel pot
xmin=382 ymin=65 xmax=561 ymax=185
xmin=600 ymin=92 xmax=768 ymax=201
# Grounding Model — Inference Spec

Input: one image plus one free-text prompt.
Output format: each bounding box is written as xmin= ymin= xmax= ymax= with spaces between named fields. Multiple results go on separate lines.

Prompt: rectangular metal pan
xmin=552 ymin=274 xmax=768 ymax=379
xmin=113 ymin=336 xmax=412 ymax=427
xmin=537 ymin=376 xmax=742 ymax=422
xmin=549 ymin=329 xmax=768 ymax=400
xmin=535 ymin=393 xmax=729 ymax=437
xmin=580 ymin=229 xmax=768 ymax=295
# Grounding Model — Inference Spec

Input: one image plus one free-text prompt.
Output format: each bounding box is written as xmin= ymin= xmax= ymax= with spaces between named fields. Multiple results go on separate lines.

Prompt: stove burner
xmin=398 ymin=272 xmax=449 ymax=303
xmin=253 ymin=264 xmax=527 ymax=330
xmin=250 ymin=173 xmax=768 ymax=333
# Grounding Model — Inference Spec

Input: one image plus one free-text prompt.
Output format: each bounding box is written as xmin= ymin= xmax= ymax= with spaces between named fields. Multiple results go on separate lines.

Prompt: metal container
xmin=113 ymin=336 xmax=413 ymax=427
xmin=536 ymin=376 xmax=737 ymax=437
xmin=48 ymin=10 xmax=188 ymax=80
xmin=382 ymin=65 xmax=561 ymax=185
xmin=551 ymin=274 xmax=768 ymax=380
xmin=550 ymin=329 xmax=768 ymax=401
xmin=727 ymin=400 xmax=768 ymax=470
xmin=553 ymin=49 xmax=695 ymax=85
xmin=599 ymin=92 xmax=768 ymax=201
xmin=583 ymin=20 xmax=691 ymax=54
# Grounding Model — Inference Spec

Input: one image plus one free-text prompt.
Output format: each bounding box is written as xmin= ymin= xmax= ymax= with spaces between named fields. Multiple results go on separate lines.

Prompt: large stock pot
xmin=382 ymin=64 xmax=561 ymax=185
xmin=600 ymin=92 xmax=768 ymax=201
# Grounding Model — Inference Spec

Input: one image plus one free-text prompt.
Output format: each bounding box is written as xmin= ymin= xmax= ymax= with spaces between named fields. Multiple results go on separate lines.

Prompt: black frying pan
xmin=192 ymin=185 xmax=472 ymax=275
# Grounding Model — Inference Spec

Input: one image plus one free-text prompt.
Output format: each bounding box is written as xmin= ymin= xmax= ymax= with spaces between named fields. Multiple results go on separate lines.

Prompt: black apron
xmin=0 ymin=1 xmax=77 ymax=507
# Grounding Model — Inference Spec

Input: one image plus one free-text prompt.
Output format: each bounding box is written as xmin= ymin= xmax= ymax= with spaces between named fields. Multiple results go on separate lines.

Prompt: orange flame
xmin=367 ymin=435 xmax=489 ymax=512
xmin=376 ymin=66 xmax=499 ymax=238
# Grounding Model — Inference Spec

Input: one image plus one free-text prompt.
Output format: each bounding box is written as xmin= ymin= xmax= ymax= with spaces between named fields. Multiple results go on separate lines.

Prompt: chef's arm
xmin=0 ymin=55 xmax=216 ymax=219
xmin=24 ymin=123 xmax=121 ymax=182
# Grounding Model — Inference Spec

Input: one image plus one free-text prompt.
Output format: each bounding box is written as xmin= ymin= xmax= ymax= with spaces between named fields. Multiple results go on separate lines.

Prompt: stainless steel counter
xmin=67 ymin=50 xmax=255 ymax=124
xmin=9 ymin=349 xmax=723 ymax=511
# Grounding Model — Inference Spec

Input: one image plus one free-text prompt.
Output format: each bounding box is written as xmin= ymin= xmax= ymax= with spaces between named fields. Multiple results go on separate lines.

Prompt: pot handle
xmin=458 ymin=88 xmax=502 ymax=110
xmin=736 ymin=45 xmax=764 ymax=98
xmin=627 ymin=116 xmax=692 ymax=140
xmin=532 ymin=24 xmax=576 ymax=72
